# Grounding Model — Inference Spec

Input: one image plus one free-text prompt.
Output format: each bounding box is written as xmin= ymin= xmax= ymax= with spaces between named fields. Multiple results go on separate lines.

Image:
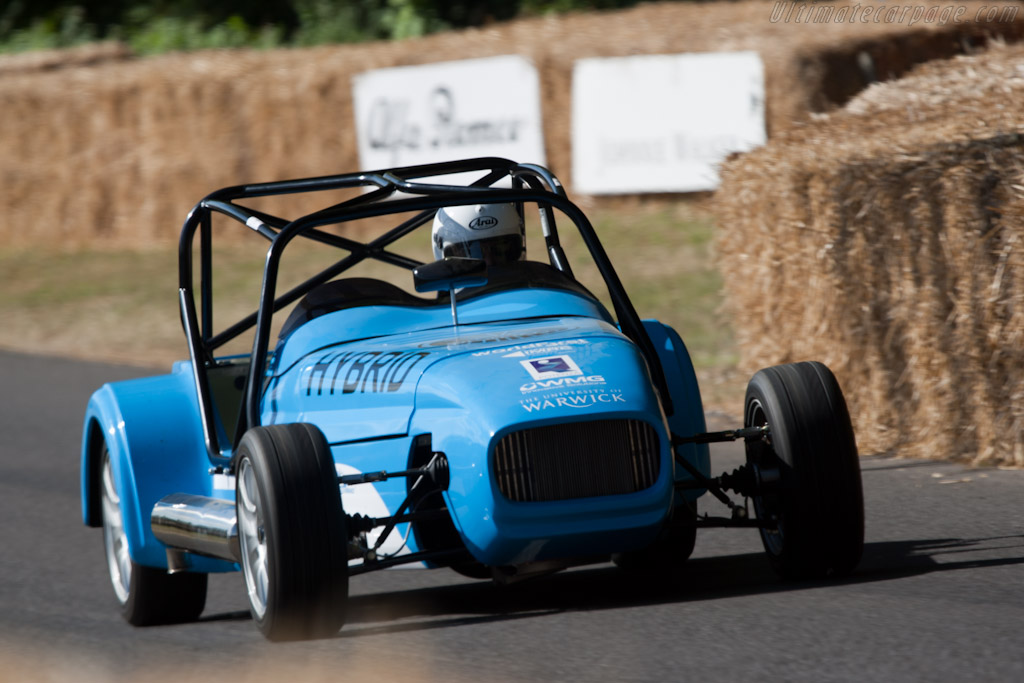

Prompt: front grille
xmin=493 ymin=419 xmax=660 ymax=502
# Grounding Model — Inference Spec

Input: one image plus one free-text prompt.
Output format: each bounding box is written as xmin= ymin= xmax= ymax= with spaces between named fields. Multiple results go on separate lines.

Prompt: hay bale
xmin=0 ymin=41 xmax=132 ymax=75
xmin=716 ymin=42 xmax=1024 ymax=466
xmin=3 ymin=1 xmax=1024 ymax=246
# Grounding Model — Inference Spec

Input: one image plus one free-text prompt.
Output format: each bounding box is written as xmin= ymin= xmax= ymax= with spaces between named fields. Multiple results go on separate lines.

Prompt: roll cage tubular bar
xmin=177 ymin=157 xmax=674 ymax=464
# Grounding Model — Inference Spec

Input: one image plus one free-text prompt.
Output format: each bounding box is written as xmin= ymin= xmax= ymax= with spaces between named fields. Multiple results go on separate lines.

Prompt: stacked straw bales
xmin=716 ymin=43 xmax=1024 ymax=466
xmin=2 ymin=1 xmax=1024 ymax=246
xmin=0 ymin=41 xmax=132 ymax=75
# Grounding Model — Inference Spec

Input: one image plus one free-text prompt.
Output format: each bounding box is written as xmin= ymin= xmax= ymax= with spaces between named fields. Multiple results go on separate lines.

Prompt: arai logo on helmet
xmin=469 ymin=216 xmax=499 ymax=230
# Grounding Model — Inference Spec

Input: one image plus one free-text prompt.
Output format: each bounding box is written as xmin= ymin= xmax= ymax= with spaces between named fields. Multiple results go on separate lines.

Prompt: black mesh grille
xmin=493 ymin=419 xmax=660 ymax=502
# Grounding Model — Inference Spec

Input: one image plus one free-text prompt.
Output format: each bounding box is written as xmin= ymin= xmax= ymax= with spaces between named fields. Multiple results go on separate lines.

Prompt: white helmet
xmin=432 ymin=203 xmax=525 ymax=265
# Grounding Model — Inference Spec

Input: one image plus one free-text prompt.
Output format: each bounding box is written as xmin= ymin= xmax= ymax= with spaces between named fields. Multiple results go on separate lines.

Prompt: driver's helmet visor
xmin=441 ymin=234 xmax=524 ymax=264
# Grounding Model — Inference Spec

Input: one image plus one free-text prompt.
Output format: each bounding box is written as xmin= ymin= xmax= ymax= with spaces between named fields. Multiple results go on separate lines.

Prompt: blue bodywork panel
xmin=81 ymin=363 xmax=236 ymax=572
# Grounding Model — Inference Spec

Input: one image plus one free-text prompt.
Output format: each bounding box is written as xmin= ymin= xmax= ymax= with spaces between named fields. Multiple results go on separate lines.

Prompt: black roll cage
xmin=177 ymin=157 xmax=674 ymax=465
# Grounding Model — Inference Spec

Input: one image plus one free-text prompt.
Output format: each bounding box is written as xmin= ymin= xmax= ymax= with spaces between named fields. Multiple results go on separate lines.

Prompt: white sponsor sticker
xmin=472 ymin=339 xmax=589 ymax=358
xmin=519 ymin=388 xmax=626 ymax=412
xmin=519 ymin=355 xmax=583 ymax=381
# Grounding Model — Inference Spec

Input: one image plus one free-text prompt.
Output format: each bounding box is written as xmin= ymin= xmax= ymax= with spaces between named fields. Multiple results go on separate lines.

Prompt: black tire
xmin=100 ymin=446 xmax=207 ymax=625
xmin=121 ymin=566 xmax=208 ymax=626
xmin=235 ymin=423 xmax=349 ymax=641
xmin=744 ymin=361 xmax=864 ymax=579
xmin=613 ymin=501 xmax=697 ymax=574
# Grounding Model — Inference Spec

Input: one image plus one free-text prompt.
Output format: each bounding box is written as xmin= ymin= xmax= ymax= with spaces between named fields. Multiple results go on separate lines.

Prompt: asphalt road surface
xmin=2 ymin=350 xmax=1023 ymax=682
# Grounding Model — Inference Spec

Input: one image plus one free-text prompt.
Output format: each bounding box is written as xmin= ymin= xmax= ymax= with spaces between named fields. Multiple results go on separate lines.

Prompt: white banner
xmin=572 ymin=51 xmax=766 ymax=194
xmin=353 ymin=55 xmax=546 ymax=176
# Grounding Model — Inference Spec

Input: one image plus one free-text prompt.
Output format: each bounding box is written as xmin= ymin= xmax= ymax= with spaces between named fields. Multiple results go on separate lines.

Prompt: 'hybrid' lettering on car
xmin=306 ymin=350 xmax=430 ymax=396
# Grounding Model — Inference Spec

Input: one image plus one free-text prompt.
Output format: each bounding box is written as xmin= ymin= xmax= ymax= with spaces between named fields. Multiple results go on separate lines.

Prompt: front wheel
xmin=100 ymin=446 xmax=207 ymax=625
xmin=235 ymin=423 xmax=349 ymax=641
xmin=744 ymin=361 xmax=864 ymax=579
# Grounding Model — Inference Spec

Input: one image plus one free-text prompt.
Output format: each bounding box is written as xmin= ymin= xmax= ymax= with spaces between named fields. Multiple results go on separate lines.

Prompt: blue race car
xmin=81 ymin=158 xmax=864 ymax=641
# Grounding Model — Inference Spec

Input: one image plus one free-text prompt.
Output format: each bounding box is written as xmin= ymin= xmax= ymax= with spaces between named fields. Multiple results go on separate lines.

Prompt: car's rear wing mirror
xmin=413 ymin=257 xmax=488 ymax=327
xmin=413 ymin=257 xmax=488 ymax=293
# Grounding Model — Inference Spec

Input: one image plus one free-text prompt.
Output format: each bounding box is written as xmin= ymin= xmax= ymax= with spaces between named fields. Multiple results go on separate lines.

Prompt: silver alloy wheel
xmin=101 ymin=451 xmax=132 ymax=604
xmin=237 ymin=459 xmax=269 ymax=620
xmin=746 ymin=400 xmax=784 ymax=557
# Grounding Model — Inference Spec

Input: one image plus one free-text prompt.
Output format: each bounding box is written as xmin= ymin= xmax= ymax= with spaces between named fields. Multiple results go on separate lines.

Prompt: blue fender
xmin=81 ymin=361 xmax=235 ymax=572
xmin=642 ymin=320 xmax=711 ymax=500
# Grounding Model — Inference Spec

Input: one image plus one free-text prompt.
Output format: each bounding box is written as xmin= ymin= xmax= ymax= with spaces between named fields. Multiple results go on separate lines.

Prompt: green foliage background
xmin=0 ymin=0 xmax=674 ymax=54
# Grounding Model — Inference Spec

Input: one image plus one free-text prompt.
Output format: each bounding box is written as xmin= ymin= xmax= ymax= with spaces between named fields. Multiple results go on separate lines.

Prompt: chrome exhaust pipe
xmin=151 ymin=493 xmax=240 ymax=564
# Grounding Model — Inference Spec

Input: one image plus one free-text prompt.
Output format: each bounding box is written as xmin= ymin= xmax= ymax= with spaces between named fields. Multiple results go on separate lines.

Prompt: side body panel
xmin=81 ymin=362 xmax=235 ymax=572
xmin=643 ymin=319 xmax=711 ymax=499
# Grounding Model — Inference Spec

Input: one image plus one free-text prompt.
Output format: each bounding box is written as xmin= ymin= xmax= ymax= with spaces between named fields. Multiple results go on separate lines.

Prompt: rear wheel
xmin=744 ymin=361 xmax=863 ymax=579
xmin=235 ymin=423 xmax=349 ymax=641
xmin=100 ymin=446 xmax=207 ymax=625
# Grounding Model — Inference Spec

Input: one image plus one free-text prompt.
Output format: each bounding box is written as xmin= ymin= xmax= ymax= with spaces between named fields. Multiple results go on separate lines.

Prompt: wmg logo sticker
xmin=519 ymin=355 xmax=583 ymax=381
xmin=520 ymin=375 xmax=606 ymax=394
